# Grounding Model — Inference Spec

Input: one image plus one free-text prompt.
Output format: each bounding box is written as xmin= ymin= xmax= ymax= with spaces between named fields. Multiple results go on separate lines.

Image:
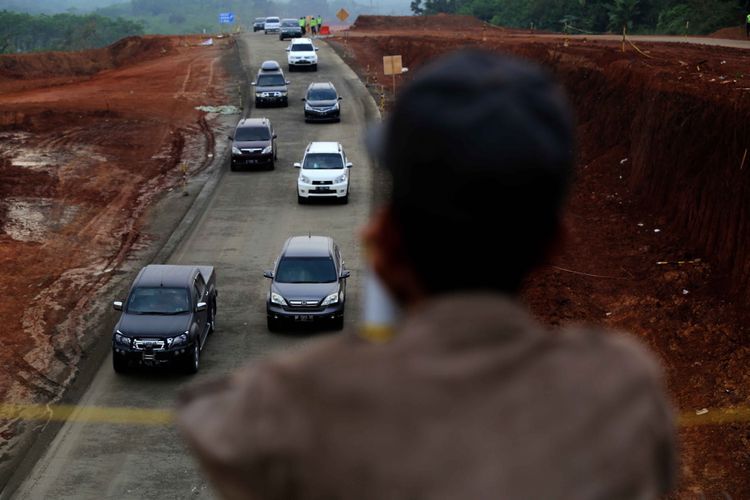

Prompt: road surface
xmin=4 ymin=32 xmax=379 ymax=499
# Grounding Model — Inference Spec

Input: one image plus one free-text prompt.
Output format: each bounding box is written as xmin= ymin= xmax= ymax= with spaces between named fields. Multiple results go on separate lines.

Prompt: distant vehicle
xmin=264 ymin=16 xmax=281 ymax=34
xmin=111 ymin=264 xmax=217 ymax=374
xmin=287 ymin=38 xmax=319 ymax=71
xmin=279 ymin=18 xmax=302 ymax=40
xmin=264 ymin=235 xmax=350 ymax=331
xmin=295 ymin=141 xmax=351 ymax=203
xmin=259 ymin=60 xmax=282 ymax=73
xmin=303 ymin=82 xmax=342 ymax=122
xmin=229 ymin=117 xmax=277 ymax=171
xmin=252 ymin=71 xmax=289 ymax=108
xmin=253 ymin=17 xmax=265 ymax=32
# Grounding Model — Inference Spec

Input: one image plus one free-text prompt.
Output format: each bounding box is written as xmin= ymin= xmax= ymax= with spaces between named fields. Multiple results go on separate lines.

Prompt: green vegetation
xmin=410 ymin=0 xmax=746 ymax=34
xmin=0 ymin=11 xmax=143 ymax=53
xmin=97 ymin=0 xmax=332 ymax=35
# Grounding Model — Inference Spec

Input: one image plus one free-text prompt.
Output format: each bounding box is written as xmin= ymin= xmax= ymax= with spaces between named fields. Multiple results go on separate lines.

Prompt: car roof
xmin=266 ymin=16 xmax=279 ymax=20
xmin=260 ymin=60 xmax=281 ymax=71
xmin=137 ymin=265 xmax=195 ymax=288
xmin=237 ymin=117 xmax=271 ymax=129
xmin=306 ymin=141 xmax=342 ymax=154
xmin=307 ymin=82 xmax=335 ymax=91
xmin=282 ymin=236 xmax=334 ymax=258
xmin=291 ymin=38 xmax=313 ymax=44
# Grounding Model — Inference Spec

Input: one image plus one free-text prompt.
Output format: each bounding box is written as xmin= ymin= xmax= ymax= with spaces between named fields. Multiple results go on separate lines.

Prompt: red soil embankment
xmin=335 ymin=17 xmax=750 ymax=497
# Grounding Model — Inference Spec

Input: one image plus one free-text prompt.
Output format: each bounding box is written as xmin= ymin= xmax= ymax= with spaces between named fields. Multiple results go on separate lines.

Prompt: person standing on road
xmin=317 ymin=14 xmax=323 ymax=33
xmin=298 ymin=16 xmax=306 ymax=36
xmin=746 ymin=12 xmax=750 ymax=38
xmin=177 ymin=50 xmax=677 ymax=499
xmin=310 ymin=15 xmax=317 ymax=35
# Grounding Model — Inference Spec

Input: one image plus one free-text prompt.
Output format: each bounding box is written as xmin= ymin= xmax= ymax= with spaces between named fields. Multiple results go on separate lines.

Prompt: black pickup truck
xmin=112 ymin=264 xmax=217 ymax=374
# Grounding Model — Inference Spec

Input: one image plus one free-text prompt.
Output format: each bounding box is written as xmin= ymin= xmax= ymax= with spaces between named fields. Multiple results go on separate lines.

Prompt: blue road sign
xmin=219 ymin=12 xmax=235 ymax=24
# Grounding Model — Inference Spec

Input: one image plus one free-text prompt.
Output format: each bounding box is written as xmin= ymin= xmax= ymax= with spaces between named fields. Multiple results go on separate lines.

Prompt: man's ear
xmin=362 ymin=206 xmax=426 ymax=308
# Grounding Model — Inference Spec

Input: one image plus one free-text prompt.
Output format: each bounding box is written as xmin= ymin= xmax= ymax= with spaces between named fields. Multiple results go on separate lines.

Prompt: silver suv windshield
xmin=303 ymin=153 xmax=343 ymax=169
xmin=257 ymin=74 xmax=286 ymax=87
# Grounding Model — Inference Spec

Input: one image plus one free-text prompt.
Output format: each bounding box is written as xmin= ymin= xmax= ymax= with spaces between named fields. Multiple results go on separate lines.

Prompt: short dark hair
xmin=379 ymin=50 xmax=574 ymax=294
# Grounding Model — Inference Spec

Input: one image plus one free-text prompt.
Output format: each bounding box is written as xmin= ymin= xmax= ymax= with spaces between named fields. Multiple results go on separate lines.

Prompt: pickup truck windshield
xmin=291 ymin=44 xmax=314 ymax=52
xmin=276 ymin=257 xmax=337 ymax=283
xmin=127 ymin=287 xmax=191 ymax=314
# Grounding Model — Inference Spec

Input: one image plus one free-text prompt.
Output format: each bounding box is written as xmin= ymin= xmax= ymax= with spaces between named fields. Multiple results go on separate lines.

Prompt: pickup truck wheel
xmin=185 ymin=342 xmax=200 ymax=374
xmin=297 ymin=194 xmax=306 ymax=204
xmin=113 ymin=353 xmax=130 ymax=374
xmin=208 ymin=306 xmax=216 ymax=334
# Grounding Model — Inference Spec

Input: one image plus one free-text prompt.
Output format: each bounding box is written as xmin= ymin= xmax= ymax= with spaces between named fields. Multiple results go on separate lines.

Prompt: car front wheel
xmin=113 ymin=353 xmax=130 ymax=374
xmin=184 ymin=342 xmax=200 ymax=374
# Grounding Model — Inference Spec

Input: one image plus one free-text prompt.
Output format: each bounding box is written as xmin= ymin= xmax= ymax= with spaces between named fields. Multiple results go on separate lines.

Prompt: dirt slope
xmin=0 ymin=35 xmax=231 ymax=453
xmin=333 ymin=16 xmax=750 ymax=498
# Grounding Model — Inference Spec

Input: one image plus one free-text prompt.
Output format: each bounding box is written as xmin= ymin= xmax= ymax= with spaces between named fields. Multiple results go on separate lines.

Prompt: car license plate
xmin=294 ymin=315 xmax=313 ymax=322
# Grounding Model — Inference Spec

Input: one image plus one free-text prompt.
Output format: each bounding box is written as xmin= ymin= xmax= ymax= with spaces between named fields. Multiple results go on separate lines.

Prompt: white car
xmin=264 ymin=16 xmax=281 ymax=34
xmin=287 ymin=38 xmax=319 ymax=71
xmin=295 ymin=142 xmax=351 ymax=204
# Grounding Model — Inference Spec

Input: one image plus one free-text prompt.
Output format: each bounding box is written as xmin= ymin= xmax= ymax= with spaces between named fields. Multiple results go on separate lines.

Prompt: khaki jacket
xmin=177 ymin=294 xmax=676 ymax=500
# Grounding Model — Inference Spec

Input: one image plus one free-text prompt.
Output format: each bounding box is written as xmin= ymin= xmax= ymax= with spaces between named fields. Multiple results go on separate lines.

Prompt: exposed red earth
xmin=333 ymin=15 xmax=750 ymax=498
xmin=0 ymin=35 xmax=230 ymax=450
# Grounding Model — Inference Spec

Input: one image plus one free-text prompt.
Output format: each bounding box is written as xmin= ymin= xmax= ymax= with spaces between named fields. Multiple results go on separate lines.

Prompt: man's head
xmin=365 ymin=50 xmax=574 ymax=306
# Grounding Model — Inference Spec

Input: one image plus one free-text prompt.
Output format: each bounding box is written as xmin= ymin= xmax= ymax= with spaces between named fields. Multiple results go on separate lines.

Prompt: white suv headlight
xmin=321 ymin=292 xmax=339 ymax=306
xmin=299 ymin=175 xmax=311 ymax=184
xmin=270 ymin=292 xmax=287 ymax=306
xmin=334 ymin=174 xmax=347 ymax=184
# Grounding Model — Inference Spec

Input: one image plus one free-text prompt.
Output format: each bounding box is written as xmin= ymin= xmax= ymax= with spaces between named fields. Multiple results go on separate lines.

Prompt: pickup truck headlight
xmin=271 ymin=292 xmax=287 ymax=306
xmin=321 ymin=292 xmax=339 ymax=306
xmin=334 ymin=174 xmax=347 ymax=184
xmin=299 ymin=175 xmax=311 ymax=184
xmin=114 ymin=330 xmax=131 ymax=346
xmin=169 ymin=332 xmax=189 ymax=347
xmin=261 ymin=145 xmax=273 ymax=154
xmin=232 ymin=146 xmax=241 ymax=155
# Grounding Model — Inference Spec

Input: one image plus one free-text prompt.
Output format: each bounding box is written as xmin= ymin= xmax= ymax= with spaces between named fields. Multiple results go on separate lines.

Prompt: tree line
xmin=410 ymin=0 xmax=747 ymax=35
xmin=0 ymin=10 xmax=144 ymax=53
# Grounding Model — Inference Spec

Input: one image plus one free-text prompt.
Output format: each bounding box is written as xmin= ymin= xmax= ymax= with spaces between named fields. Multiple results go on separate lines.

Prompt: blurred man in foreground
xmin=177 ymin=50 xmax=676 ymax=499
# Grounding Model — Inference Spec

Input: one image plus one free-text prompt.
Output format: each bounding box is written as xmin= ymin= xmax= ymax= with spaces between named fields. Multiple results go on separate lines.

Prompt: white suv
xmin=287 ymin=38 xmax=319 ymax=71
xmin=264 ymin=17 xmax=281 ymax=34
xmin=295 ymin=142 xmax=351 ymax=204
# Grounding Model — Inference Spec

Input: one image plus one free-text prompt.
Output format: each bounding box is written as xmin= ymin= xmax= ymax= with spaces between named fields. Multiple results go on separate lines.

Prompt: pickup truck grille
xmin=133 ymin=338 xmax=166 ymax=351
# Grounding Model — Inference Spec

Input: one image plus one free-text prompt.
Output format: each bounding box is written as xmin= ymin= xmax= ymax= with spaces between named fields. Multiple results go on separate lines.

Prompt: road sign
xmin=336 ymin=8 xmax=349 ymax=22
xmin=219 ymin=12 xmax=235 ymax=24
xmin=383 ymin=55 xmax=403 ymax=76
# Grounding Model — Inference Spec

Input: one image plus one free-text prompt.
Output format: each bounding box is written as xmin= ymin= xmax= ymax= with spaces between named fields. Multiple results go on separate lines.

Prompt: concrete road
xmin=5 ymin=32 xmax=379 ymax=500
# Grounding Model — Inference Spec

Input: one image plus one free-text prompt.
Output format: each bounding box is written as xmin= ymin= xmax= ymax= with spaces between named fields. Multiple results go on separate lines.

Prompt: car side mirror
xmin=263 ymin=270 xmax=274 ymax=279
xmin=196 ymin=302 xmax=207 ymax=312
xmin=301 ymin=98 xmax=306 ymax=101
xmin=227 ymin=135 xmax=234 ymax=140
xmin=272 ymin=133 xmax=277 ymax=139
xmin=251 ymin=82 xmax=257 ymax=86
xmin=346 ymin=162 xmax=353 ymax=169
xmin=315 ymin=47 xmax=319 ymax=51
xmin=338 ymin=96 xmax=343 ymax=100
xmin=286 ymin=48 xmax=290 ymax=52
xmin=113 ymin=300 xmax=124 ymax=311
xmin=293 ymin=162 xmax=301 ymax=168
xmin=340 ymin=270 xmax=351 ymax=279
xmin=286 ymin=80 xmax=291 ymax=85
